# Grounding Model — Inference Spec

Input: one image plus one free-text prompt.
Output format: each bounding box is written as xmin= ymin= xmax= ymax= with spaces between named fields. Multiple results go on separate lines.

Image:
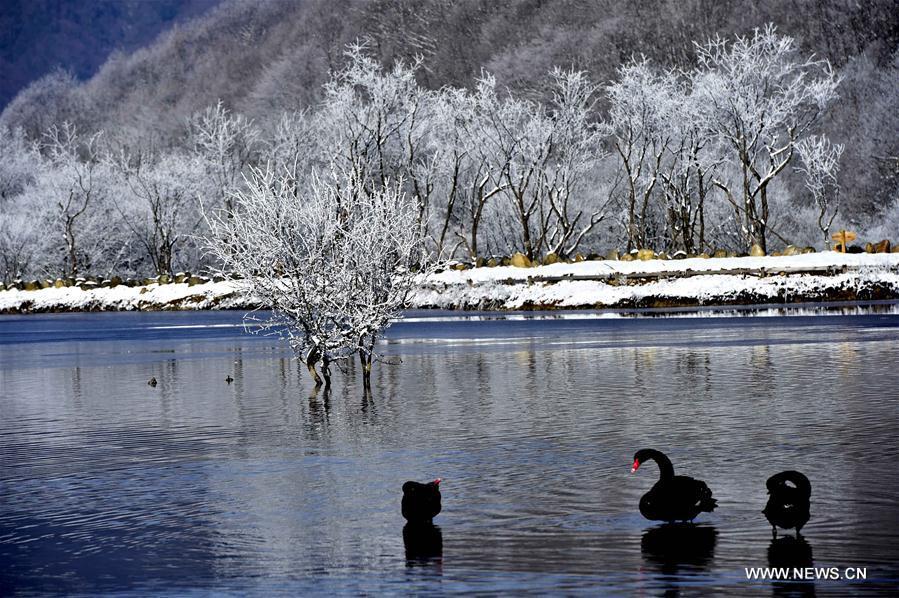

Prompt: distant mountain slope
xmin=0 ymin=0 xmax=221 ymax=108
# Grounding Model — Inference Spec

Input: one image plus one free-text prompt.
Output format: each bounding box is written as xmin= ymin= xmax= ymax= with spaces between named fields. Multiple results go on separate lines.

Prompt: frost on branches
xmin=205 ymin=166 xmax=429 ymax=387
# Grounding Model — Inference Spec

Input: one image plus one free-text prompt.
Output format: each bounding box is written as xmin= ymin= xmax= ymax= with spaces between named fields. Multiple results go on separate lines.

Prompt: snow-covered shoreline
xmin=3 ymin=252 xmax=899 ymax=315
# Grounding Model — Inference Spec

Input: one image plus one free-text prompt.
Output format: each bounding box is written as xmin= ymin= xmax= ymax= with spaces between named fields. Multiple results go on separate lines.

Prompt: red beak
xmin=434 ymin=478 xmax=442 ymax=485
xmin=631 ymin=459 xmax=640 ymax=473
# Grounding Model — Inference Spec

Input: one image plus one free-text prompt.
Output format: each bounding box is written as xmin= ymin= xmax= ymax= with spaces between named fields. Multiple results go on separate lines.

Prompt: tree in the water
xmin=205 ymin=164 xmax=428 ymax=389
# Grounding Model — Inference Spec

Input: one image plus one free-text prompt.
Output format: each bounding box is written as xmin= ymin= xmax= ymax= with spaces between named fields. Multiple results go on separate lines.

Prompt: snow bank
xmin=427 ymin=251 xmax=899 ymax=284
xmin=2 ymin=252 xmax=899 ymax=314
xmin=0 ymin=280 xmax=254 ymax=314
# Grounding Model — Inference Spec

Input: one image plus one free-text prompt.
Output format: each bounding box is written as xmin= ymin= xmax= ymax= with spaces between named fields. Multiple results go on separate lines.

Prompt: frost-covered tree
xmin=38 ymin=122 xmax=119 ymax=277
xmin=317 ymin=44 xmax=434 ymax=241
xmin=694 ymin=25 xmax=840 ymax=252
xmin=426 ymin=81 xmax=509 ymax=259
xmin=607 ymin=59 xmax=681 ymax=251
xmin=0 ymin=127 xmax=42 ymax=202
xmin=205 ymin=164 xmax=429 ymax=388
xmin=476 ymin=69 xmax=607 ymax=260
xmin=542 ymin=68 xmax=610 ymax=257
xmin=110 ymin=147 xmax=207 ymax=275
xmin=794 ymin=135 xmax=844 ymax=245
xmin=189 ymin=101 xmax=259 ymax=214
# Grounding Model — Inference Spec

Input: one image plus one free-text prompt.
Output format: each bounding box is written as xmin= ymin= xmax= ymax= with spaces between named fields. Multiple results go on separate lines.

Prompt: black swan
xmin=763 ymin=470 xmax=810 ymax=537
xmin=631 ymin=449 xmax=717 ymax=522
xmin=402 ymin=479 xmax=442 ymax=524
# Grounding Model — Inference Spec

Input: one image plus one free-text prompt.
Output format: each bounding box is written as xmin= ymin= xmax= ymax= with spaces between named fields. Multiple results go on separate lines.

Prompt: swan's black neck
xmin=637 ymin=449 xmax=675 ymax=480
xmin=768 ymin=470 xmax=811 ymax=496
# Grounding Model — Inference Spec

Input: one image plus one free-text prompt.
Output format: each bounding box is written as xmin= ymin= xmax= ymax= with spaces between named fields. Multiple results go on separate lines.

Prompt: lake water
xmin=2 ymin=305 xmax=898 ymax=595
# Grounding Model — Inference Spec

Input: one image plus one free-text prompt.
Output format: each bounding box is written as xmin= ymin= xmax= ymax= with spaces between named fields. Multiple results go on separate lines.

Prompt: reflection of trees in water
xmin=750 ymin=344 xmax=776 ymax=396
xmin=304 ymin=384 xmax=332 ymax=440
xmin=641 ymin=524 xmax=717 ymax=595
xmin=70 ymin=365 xmax=84 ymax=408
xmin=675 ymin=350 xmax=712 ymax=397
xmin=768 ymin=536 xmax=816 ymax=598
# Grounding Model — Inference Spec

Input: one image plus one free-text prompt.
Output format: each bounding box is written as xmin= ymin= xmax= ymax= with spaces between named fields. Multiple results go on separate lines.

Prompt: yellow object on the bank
xmin=831 ymin=230 xmax=856 ymax=253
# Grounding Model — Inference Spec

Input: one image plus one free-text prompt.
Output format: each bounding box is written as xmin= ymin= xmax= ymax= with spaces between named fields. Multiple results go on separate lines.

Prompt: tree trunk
xmin=306 ymin=349 xmax=323 ymax=386
xmin=321 ymin=355 xmax=332 ymax=387
xmin=359 ymin=351 xmax=372 ymax=390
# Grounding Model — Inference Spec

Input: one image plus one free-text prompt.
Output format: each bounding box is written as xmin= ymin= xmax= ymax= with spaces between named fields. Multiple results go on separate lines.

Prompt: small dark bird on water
xmin=225 ymin=375 xmax=234 ymax=384
xmin=763 ymin=470 xmax=811 ymax=537
xmin=147 ymin=377 xmax=157 ymax=387
xmin=631 ymin=449 xmax=717 ymax=523
xmin=402 ymin=479 xmax=442 ymax=524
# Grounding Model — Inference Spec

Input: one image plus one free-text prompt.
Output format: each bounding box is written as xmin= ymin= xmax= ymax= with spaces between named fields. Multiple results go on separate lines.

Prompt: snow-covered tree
xmin=317 ymin=44 xmax=433 ymax=239
xmin=38 ymin=123 xmax=119 ymax=277
xmin=0 ymin=127 xmax=42 ymax=202
xmin=795 ymin=135 xmax=844 ymax=245
xmin=189 ymin=101 xmax=259 ymax=214
xmin=607 ymin=59 xmax=681 ymax=251
xmin=205 ymin=164 xmax=429 ymax=388
xmin=110 ymin=147 xmax=207 ymax=275
xmin=475 ymin=69 xmax=607 ymax=260
xmin=694 ymin=25 xmax=840 ymax=252
xmin=542 ymin=68 xmax=610 ymax=257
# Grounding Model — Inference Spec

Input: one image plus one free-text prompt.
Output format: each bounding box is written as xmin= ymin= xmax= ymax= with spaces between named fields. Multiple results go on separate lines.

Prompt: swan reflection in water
xmin=641 ymin=523 xmax=718 ymax=569
xmin=403 ymin=523 xmax=443 ymax=567
xmin=768 ymin=535 xmax=816 ymax=598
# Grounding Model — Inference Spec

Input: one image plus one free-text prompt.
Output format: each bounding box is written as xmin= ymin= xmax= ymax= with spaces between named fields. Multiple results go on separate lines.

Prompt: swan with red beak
xmin=631 ymin=449 xmax=717 ymax=523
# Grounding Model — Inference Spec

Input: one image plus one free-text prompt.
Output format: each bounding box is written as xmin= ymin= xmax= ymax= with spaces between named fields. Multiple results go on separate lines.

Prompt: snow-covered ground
xmin=2 ymin=252 xmax=899 ymax=314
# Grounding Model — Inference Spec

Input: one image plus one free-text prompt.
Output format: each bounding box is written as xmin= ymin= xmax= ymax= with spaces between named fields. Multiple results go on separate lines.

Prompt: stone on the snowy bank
xmin=543 ymin=252 xmax=560 ymax=265
xmin=158 ymin=274 xmax=171 ymax=284
xmin=750 ymin=244 xmax=765 ymax=257
xmin=698 ymin=252 xmax=710 ymax=259
xmin=510 ymin=252 xmax=532 ymax=268
xmin=783 ymin=245 xmax=800 ymax=256
xmin=188 ymin=276 xmax=204 ymax=286
xmin=78 ymin=281 xmax=97 ymax=291
xmin=892 ymin=246 xmax=899 ymax=253
xmin=637 ymin=248 xmax=655 ymax=261
xmin=656 ymin=252 xmax=669 ymax=260
xmin=486 ymin=257 xmax=498 ymax=267
xmin=109 ymin=276 xmax=122 ymax=287
xmin=212 ymin=275 xmax=226 ymax=283
xmin=865 ymin=242 xmax=874 ymax=253
xmin=40 ymin=279 xmax=52 ymax=289
xmin=874 ymin=239 xmax=891 ymax=253
xmin=452 ymin=262 xmax=468 ymax=270
xmin=24 ymin=280 xmax=41 ymax=291
xmin=802 ymin=246 xmax=816 ymax=254
xmin=713 ymin=249 xmax=727 ymax=258
xmin=475 ymin=257 xmax=485 ymax=268
xmin=847 ymin=245 xmax=864 ymax=254
xmin=604 ymin=250 xmax=619 ymax=261
xmin=53 ymin=278 xmax=65 ymax=288
xmin=573 ymin=253 xmax=586 ymax=262
xmin=620 ymin=253 xmax=634 ymax=261
xmin=174 ymin=272 xmax=187 ymax=283
xmin=671 ymin=250 xmax=687 ymax=260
